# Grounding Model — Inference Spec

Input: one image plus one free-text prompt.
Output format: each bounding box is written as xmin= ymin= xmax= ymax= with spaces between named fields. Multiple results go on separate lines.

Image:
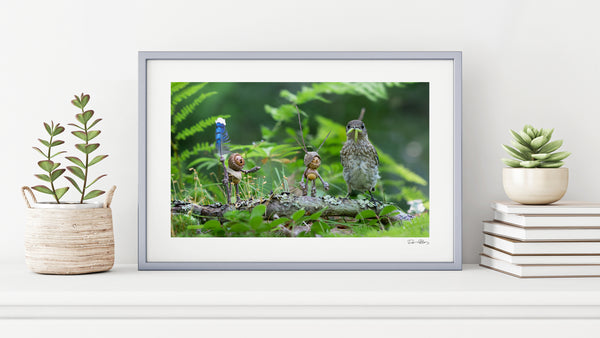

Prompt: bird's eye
xmin=361 ymin=124 xmax=365 ymax=129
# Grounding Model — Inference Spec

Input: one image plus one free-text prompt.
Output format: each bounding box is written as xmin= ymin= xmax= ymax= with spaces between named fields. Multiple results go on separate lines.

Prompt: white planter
xmin=21 ymin=186 xmax=116 ymax=275
xmin=502 ymin=168 xmax=568 ymax=205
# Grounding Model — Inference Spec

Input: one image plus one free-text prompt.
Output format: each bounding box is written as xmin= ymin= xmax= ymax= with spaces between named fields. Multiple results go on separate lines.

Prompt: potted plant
xmin=21 ymin=93 xmax=116 ymax=274
xmin=501 ymin=125 xmax=571 ymax=204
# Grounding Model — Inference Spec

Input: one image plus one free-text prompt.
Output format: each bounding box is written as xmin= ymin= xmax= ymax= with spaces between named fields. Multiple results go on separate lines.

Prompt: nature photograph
xmin=170 ymin=82 xmax=429 ymax=238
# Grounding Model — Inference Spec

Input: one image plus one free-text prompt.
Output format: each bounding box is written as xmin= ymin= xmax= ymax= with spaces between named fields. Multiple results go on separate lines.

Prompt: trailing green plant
xmin=502 ymin=125 xmax=571 ymax=168
xmin=31 ymin=121 xmax=70 ymax=203
xmin=65 ymin=93 xmax=108 ymax=203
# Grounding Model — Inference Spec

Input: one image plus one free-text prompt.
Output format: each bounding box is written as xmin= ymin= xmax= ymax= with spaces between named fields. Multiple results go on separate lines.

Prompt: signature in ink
xmin=407 ymin=239 xmax=430 ymax=245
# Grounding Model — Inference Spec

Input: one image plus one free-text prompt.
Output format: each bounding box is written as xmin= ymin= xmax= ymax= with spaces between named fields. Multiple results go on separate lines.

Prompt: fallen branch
xmin=171 ymin=193 xmax=413 ymax=223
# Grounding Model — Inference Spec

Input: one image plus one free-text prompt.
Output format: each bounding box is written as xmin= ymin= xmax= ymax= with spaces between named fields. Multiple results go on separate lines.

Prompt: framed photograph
xmin=138 ymin=51 xmax=462 ymax=270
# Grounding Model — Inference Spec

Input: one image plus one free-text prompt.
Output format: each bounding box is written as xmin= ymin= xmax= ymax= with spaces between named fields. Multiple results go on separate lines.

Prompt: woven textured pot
xmin=21 ymin=186 xmax=116 ymax=275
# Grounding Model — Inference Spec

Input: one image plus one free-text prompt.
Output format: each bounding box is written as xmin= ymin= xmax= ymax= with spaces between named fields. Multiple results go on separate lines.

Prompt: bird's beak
xmin=347 ymin=128 xmax=362 ymax=142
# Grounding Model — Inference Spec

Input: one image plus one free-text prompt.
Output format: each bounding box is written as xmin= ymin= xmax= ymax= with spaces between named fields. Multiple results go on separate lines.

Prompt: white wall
xmin=2 ymin=0 xmax=599 ymax=265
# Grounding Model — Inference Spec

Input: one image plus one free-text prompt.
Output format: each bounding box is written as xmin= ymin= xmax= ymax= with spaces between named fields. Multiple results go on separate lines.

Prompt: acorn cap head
xmin=228 ymin=153 xmax=245 ymax=170
xmin=304 ymin=152 xmax=321 ymax=167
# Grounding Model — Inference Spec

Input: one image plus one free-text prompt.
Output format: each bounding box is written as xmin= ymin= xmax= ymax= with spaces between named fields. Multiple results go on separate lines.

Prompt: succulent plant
xmin=502 ymin=125 xmax=570 ymax=168
xmin=31 ymin=121 xmax=70 ymax=203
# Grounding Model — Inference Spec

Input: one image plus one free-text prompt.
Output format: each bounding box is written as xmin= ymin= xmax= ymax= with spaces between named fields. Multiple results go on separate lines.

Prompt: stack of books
xmin=480 ymin=201 xmax=600 ymax=278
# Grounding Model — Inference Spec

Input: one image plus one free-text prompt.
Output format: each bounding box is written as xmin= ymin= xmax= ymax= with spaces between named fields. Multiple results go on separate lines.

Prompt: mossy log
xmin=171 ymin=193 xmax=413 ymax=223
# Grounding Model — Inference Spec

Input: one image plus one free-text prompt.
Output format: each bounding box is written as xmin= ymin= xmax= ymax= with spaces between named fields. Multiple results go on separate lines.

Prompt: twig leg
xmin=311 ymin=180 xmax=317 ymax=197
xmin=235 ymin=184 xmax=240 ymax=202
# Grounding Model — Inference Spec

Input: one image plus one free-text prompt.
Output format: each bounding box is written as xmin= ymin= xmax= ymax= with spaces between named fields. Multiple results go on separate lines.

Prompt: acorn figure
xmin=340 ymin=108 xmax=380 ymax=202
xmin=295 ymin=106 xmax=330 ymax=197
xmin=227 ymin=153 xmax=260 ymax=202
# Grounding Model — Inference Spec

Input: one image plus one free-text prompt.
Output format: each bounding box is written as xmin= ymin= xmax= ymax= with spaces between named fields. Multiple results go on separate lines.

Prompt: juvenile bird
xmin=340 ymin=109 xmax=380 ymax=201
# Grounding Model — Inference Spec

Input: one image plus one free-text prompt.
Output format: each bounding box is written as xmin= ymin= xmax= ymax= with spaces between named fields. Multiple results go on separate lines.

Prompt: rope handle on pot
xmin=104 ymin=186 xmax=117 ymax=209
xmin=21 ymin=186 xmax=38 ymax=209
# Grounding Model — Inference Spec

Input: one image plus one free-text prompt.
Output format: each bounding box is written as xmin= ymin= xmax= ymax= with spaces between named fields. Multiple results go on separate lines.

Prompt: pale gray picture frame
xmin=138 ymin=51 xmax=462 ymax=271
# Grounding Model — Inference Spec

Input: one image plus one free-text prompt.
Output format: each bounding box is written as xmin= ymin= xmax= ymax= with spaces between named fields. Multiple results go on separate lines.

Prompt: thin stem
xmin=80 ymin=106 xmax=88 ymax=203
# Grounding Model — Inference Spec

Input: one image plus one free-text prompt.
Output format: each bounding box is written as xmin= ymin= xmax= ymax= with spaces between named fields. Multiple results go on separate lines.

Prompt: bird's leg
xmin=311 ymin=180 xmax=317 ymax=197
xmin=343 ymin=182 xmax=352 ymax=200
xmin=235 ymin=183 xmax=240 ymax=202
xmin=368 ymin=190 xmax=382 ymax=205
xmin=316 ymin=172 xmax=329 ymax=191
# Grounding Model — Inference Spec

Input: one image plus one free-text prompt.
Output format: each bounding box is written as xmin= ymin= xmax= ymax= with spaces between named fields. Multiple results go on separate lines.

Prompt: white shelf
xmin=2 ymin=264 xmax=600 ymax=319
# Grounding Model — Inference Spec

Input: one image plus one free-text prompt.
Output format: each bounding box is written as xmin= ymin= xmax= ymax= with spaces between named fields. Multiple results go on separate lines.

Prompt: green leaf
xmin=51 ymin=162 xmax=60 ymax=171
xmin=82 ymin=110 xmax=94 ymax=123
xmin=203 ymin=220 xmax=222 ymax=231
xmin=356 ymin=209 xmax=377 ymax=220
xmin=311 ymin=221 xmax=331 ymax=235
xmin=523 ymin=124 xmax=534 ymax=133
xmin=520 ymin=160 xmax=540 ymax=168
xmin=88 ymin=154 xmax=108 ymax=166
xmin=530 ymin=136 xmax=548 ymax=150
xmin=502 ymin=145 xmax=529 ymax=161
xmin=510 ymin=129 xmax=530 ymax=148
xmin=87 ymin=130 xmax=101 ymax=141
xmin=306 ymin=208 xmax=326 ymax=220
xmin=72 ymin=131 xmax=87 ymax=141
xmin=229 ymin=222 xmax=250 ymax=233
xmin=65 ymin=176 xmax=82 ymax=193
xmin=76 ymin=143 xmax=99 ymax=154
xmin=501 ymin=158 xmax=522 ymax=167
xmin=83 ymin=189 xmax=105 ymax=200
xmin=34 ymin=174 xmax=51 ymax=182
xmin=379 ymin=205 xmax=397 ymax=217
xmin=38 ymin=138 xmax=50 ymax=147
xmin=31 ymin=185 xmax=53 ymax=195
xmin=291 ymin=209 xmax=306 ymax=222
xmin=518 ymin=131 xmax=532 ymax=144
xmin=68 ymin=123 xmax=84 ymax=130
xmin=49 ymin=150 xmax=67 ymax=159
xmin=32 ymin=146 xmax=46 ymax=157
xmin=546 ymin=151 xmax=570 ymax=162
xmin=511 ymin=140 xmax=531 ymax=155
xmin=38 ymin=160 xmax=54 ymax=172
xmin=50 ymin=140 xmax=64 ymax=147
xmin=540 ymin=161 xmax=564 ymax=168
xmin=75 ymin=113 xmax=85 ymax=124
xmin=67 ymin=166 xmax=85 ymax=180
xmin=55 ymin=187 xmax=69 ymax=200
xmin=66 ymin=156 xmax=85 ymax=168
xmin=53 ymin=125 xmax=65 ymax=136
xmin=531 ymin=153 xmax=550 ymax=160
xmin=80 ymin=94 xmax=90 ymax=108
xmin=526 ymin=128 xmax=536 ymax=139
xmin=88 ymin=118 xmax=102 ymax=129
xmin=249 ymin=216 xmax=264 ymax=229
xmin=539 ymin=140 xmax=563 ymax=154
xmin=43 ymin=122 xmax=52 ymax=135
xmin=71 ymin=95 xmax=81 ymax=108
xmin=85 ymin=174 xmax=106 ymax=189
xmin=542 ymin=128 xmax=554 ymax=140
xmin=251 ymin=204 xmax=267 ymax=219
xmin=50 ymin=168 xmax=66 ymax=182
xmin=269 ymin=217 xmax=290 ymax=227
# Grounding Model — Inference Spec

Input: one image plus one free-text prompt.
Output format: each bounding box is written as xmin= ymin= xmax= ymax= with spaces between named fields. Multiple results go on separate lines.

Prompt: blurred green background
xmin=171 ymin=82 xmax=429 ymax=209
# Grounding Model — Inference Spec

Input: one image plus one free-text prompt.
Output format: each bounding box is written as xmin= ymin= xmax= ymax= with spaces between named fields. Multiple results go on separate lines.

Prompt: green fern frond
xmin=378 ymin=150 xmax=427 ymax=186
xmin=175 ymin=115 xmax=230 ymax=141
xmin=180 ymin=142 xmax=213 ymax=162
xmin=171 ymin=82 xmax=189 ymax=94
xmin=173 ymin=91 xmax=218 ymax=126
xmin=171 ymin=82 xmax=208 ymax=115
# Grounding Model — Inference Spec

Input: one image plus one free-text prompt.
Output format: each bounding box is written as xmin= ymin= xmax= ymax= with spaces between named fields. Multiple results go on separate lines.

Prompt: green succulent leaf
xmin=511 ymin=141 xmax=532 ymax=155
xmin=82 ymin=110 xmax=94 ymax=124
xmin=75 ymin=143 xmax=100 ymax=154
xmin=49 ymin=150 xmax=66 ymax=159
xmin=530 ymin=136 xmax=548 ymax=149
xmin=43 ymin=122 xmax=52 ymax=135
xmin=53 ymin=125 xmax=65 ymax=136
xmin=542 ymin=128 xmax=554 ymax=139
xmin=71 ymin=95 xmax=82 ymax=108
xmin=50 ymin=140 xmax=64 ymax=147
xmin=520 ymin=160 xmax=541 ymax=168
xmin=38 ymin=160 xmax=55 ymax=172
xmin=34 ymin=174 xmax=51 ymax=182
xmin=502 ymin=144 xmax=529 ymax=161
xmin=67 ymin=166 xmax=85 ymax=180
xmin=72 ymin=130 xmax=87 ymax=141
xmin=531 ymin=153 xmax=550 ymax=160
xmin=31 ymin=185 xmax=53 ymax=195
xmin=55 ymin=187 xmax=69 ymax=200
xmin=65 ymin=176 xmax=82 ymax=193
xmin=502 ymin=158 xmax=522 ymax=167
xmin=32 ymin=146 xmax=46 ymax=157
xmin=83 ymin=189 xmax=105 ymax=200
xmin=539 ymin=140 xmax=563 ymax=154
xmin=540 ymin=161 xmax=564 ymax=168
xmin=546 ymin=151 xmax=571 ymax=162
xmin=80 ymin=94 xmax=90 ymax=108
xmin=68 ymin=123 xmax=84 ymax=130
xmin=510 ymin=130 xmax=531 ymax=149
xmin=526 ymin=128 xmax=536 ymax=139
xmin=66 ymin=156 xmax=85 ymax=168
xmin=38 ymin=138 xmax=50 ymax=147
xmin=87 ymin=130 xmax=101 ymax=141
xmin=50 ymin=168 xmax=66 ymax=182
xmin=518 ymin=131 xmax=532 ymax=144
xmin=88 ymin=118 xmax=102 ymax=129
xmin=523 ymin=124 xmax=534 ymax=132
xmin=86 ymin=174 xmax=106 ymax=189
xmin=88 ymin=154 xmax=108 ymax=166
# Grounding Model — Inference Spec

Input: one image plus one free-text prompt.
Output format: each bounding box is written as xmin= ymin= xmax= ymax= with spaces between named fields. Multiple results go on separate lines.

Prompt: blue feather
xmin=215 ymin=117 xmax=230 ymax=158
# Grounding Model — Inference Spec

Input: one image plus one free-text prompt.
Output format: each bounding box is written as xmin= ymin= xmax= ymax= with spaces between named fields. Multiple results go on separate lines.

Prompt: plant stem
xmin=47 ymin=129 xmax=60 ymax=204
xmin=80 ymin=107 xmax=89 ymax=203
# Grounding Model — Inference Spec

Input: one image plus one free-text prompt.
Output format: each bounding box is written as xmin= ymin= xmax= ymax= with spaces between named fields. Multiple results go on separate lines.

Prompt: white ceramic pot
xmin=502 ymin=168 xmax=568 ymax=205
